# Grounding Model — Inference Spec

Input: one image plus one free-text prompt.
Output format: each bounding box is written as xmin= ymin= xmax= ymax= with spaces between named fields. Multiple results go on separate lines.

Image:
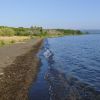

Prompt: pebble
xmin=0 ymin=73 xmax=4 ymax=75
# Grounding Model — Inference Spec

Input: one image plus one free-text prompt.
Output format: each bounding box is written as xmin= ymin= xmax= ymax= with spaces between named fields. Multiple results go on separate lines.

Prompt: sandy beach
xmin=0 ymin=38 xmax=43 ymax=100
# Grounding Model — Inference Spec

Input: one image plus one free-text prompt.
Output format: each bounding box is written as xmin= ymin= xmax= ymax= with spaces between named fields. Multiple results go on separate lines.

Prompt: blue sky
xmin=0 ymin=0 xmax=100 ymax=29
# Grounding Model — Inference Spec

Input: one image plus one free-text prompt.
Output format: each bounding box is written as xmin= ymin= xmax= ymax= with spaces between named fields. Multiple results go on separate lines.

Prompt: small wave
xmin=43 ymin=49 xmax=52 ymax=58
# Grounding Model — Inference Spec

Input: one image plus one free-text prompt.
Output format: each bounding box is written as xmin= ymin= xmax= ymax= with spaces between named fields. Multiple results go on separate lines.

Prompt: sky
xmin=0 ymin=0 xmax=100 ymax=29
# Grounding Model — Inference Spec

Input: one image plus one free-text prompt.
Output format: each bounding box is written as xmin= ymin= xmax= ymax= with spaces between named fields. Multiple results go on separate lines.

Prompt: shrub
xmin=0 ymin=28 xmax=15 ymax=36
xmin=0 ymin=40 xmax=5 ymax=46
xmin=10 ymin=40 xmax=15 ymax=44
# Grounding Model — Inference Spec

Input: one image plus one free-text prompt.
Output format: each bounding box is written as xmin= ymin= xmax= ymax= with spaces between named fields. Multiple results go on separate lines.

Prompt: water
xmin=29 ymin=42 xmax=50 ymax=100
xmin=29 ymin=34 xmax=100 ymax=100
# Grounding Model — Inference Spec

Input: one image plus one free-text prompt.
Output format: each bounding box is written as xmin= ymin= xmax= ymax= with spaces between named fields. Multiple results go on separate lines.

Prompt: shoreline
xmin=0 ymin=38 xmax=43 ymax=100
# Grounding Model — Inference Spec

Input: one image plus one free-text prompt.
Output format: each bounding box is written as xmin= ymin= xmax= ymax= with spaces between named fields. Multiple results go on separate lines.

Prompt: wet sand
xmin=0 ymin=38 xmax=43 ymax=100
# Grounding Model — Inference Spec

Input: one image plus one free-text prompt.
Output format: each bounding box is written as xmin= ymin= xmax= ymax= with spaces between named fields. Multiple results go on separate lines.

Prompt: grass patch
xmin=10 ymin=40 xmax=15 ymax=44
xmin=0 ymin=40 xmax=5 ymax=46
xmin=0 ymin=36 xmax=31 ymax=47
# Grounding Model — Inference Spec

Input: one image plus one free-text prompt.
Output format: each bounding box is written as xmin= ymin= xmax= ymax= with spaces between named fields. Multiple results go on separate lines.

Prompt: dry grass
xmin=0 ymin=36 xmax=31 ymax=46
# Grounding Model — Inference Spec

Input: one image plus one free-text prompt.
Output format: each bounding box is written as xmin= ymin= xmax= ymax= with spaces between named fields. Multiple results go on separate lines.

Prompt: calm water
xmin=29 ymin=34 xmax=100 ymax=100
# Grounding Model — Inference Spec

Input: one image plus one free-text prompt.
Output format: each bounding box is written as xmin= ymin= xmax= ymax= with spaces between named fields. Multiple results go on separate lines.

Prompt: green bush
xmin=10 ymin=40 xmax=15 ymax=44
xmin=0 ymin=40 xmax=5 ymax=46
xmin=0 ymin=28 xmax=15 ymax=36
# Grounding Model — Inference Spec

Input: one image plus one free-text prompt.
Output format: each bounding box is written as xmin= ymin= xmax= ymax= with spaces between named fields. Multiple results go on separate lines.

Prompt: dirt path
xmin=0 ymin=39 xmax=36 ymax=73
xmin=0 ymin=38 xmax=43 ymax=100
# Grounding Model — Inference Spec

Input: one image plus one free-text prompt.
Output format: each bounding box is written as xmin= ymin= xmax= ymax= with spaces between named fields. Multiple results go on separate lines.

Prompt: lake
xmin=29 ymin=34 xmax=100 ymax=100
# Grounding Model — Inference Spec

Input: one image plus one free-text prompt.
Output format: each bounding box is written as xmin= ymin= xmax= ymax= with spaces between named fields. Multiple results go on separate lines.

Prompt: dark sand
xmin=0 ymin=38 xmax=43 ymax=100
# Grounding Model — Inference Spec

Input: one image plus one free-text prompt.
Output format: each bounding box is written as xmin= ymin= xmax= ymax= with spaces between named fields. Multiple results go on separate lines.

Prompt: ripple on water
xmin=46 ymin=35 xmax=100 ymax=100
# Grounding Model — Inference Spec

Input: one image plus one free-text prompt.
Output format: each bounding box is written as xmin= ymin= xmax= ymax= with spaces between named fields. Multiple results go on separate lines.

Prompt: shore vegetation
xmin=0 ymin=26 xmax=84 ymax=46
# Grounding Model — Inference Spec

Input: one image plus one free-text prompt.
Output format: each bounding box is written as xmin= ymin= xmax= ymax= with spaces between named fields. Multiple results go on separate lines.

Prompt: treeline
xmin=55 ymin=29 xmax=83 ymax=35
xmin=0 ymin=26 xmax=83 ymax=36
xmin=0 ymin=26 xmax=31 ymax=36
xmin=0 ymin=26 xmax=43 ymax=36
